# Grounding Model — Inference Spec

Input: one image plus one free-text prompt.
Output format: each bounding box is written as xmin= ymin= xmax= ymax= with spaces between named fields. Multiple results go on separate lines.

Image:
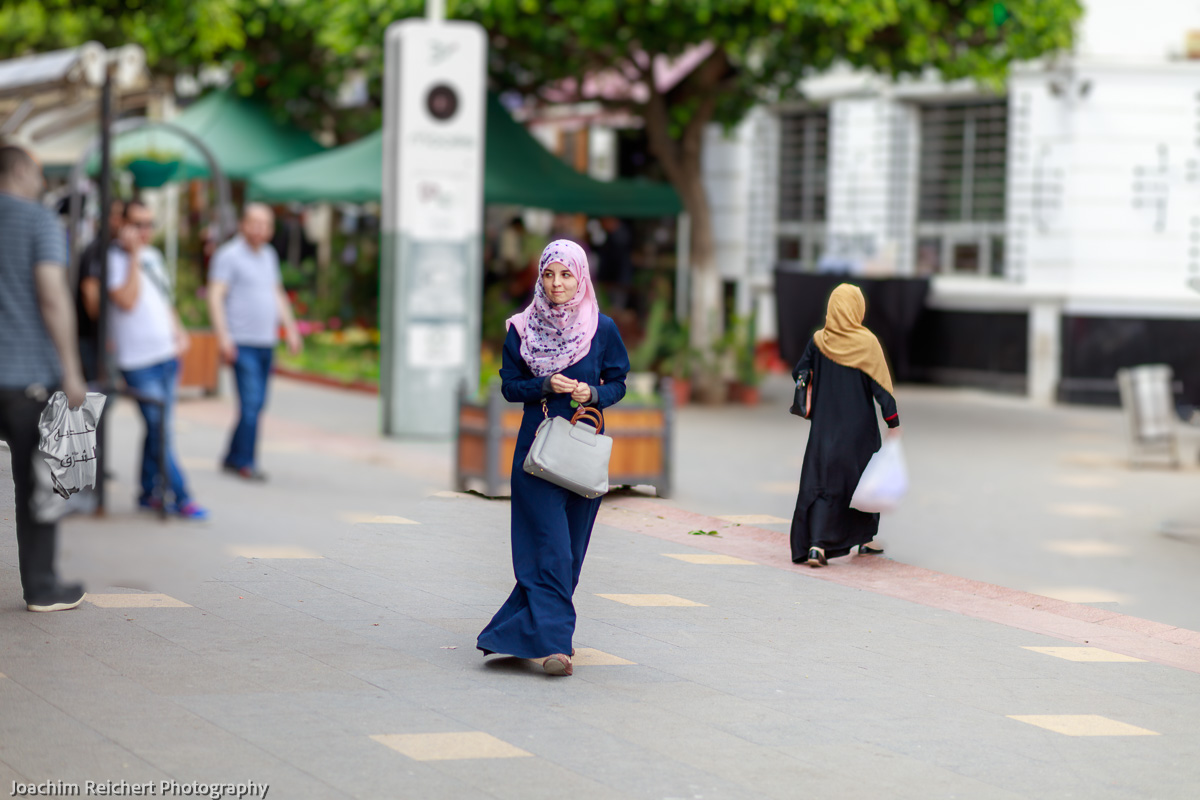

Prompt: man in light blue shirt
xmin=207 ymin=204 xmax=301 ymax=481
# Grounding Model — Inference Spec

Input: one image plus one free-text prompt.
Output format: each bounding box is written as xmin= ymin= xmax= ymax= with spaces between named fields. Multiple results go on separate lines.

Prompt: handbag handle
xmin=571 ymin=405 xmax=604 ymax=431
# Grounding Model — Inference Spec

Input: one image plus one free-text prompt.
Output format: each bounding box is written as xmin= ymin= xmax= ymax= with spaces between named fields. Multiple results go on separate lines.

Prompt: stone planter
xmin=179 ymin=329 xmax=220 ymax=395
xmin=670 ymin=377 xmax=692 ymax=406
xmin=731 ymin=383 xmax=762 ymax=406
xmin=455 ymin=379 xmax=675 ymax=498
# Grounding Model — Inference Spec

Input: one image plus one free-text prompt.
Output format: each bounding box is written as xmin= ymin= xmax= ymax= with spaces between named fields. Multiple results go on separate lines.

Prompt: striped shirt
xmin=0 ymin=192 xmax=66 ymax=389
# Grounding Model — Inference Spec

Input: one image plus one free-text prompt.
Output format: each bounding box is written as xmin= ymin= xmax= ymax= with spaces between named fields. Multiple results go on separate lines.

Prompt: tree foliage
xmin=2 ymin=1 xmax=1083 ymax=155
xmin=3 ymin=0 xmax=1083 ymax=369
xmin=0 ymin=0 xmax=373 ymax=142
xmin=324 ymin=1 xmax=1081 ymax=182
xmin=224 ymin=1 xmax=367 ymax=140
xmin=0 ymin=0 xmax=245 ymax=71
xmin=368 ymin=0 xmax=1081 ymax=379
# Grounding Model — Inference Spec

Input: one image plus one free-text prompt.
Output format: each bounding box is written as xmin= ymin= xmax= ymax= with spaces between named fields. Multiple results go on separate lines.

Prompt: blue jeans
xmin=122 ymin=358 xmax=190 ymax=506
xmin=224 ymin=345 xmax=273 ymax=470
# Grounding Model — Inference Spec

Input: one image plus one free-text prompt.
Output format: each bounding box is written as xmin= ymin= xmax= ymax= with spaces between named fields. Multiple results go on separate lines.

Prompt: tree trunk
xmin=673 ymin=165 xmax=726 ymax=403
xmin=638 ymin=48 xmax=731 ymax=401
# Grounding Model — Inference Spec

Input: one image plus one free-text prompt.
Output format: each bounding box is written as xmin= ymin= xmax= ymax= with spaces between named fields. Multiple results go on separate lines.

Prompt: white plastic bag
xmin=37 ymin=391 xmax=106 ymax=500
xmin=850 ymin=438 xmax=908 ymax=513
xmin=31 ymin=452 xmax=69 ymax=524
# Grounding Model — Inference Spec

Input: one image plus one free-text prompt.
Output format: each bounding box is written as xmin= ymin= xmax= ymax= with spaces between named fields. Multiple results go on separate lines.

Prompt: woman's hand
xmin=549 ymin=374 xmax=578 ymax=394
xmin=886 ymin=425 xmax=902 ymax=439
xmin=570 ymin=382 xmax=592 ymax=404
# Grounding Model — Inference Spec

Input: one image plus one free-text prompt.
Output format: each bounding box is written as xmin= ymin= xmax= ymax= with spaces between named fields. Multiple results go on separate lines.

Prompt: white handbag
xmin=523 ymin=404 xmax=612 ymax=498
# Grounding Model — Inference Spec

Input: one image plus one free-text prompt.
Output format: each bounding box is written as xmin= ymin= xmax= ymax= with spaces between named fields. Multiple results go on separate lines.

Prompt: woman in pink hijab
xmin=478 ymin=239 xmax=630 ymax=676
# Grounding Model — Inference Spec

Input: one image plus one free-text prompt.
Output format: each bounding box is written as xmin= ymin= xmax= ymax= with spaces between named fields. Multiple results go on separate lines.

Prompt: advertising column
xmin=380 ymin=18 xmax=487 ymax=436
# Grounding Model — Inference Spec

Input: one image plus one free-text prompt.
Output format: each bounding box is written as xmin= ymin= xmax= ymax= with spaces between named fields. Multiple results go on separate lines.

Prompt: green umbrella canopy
xmin=247 ymin=129 xmax=384 ymax=205
xmin=249 ymin=94 xmax=681 ymax=217
xmin=95 ymin=89 xmax=326 ymax=185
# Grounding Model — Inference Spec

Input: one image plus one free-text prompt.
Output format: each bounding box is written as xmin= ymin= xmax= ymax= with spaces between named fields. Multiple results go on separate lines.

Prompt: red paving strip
xmin=601 ymin=495 xmax=1200 ymax=674
xmin=272 ymin=366 xmax=379 ymax=395
xmin=174 ymin=399 xmax=449 ymax=481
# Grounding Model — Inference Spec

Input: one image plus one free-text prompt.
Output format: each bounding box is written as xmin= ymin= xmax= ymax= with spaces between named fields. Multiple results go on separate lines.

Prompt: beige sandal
xmin=542 ymin=654 xmax=573 ymax=676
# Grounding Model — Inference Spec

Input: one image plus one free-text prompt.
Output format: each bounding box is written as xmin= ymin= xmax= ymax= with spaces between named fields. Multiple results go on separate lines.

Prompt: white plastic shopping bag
xmin=37 ymin=391 xmax=106 ymax=500
xmin=850 ymin=438 xmax=908 ymax=513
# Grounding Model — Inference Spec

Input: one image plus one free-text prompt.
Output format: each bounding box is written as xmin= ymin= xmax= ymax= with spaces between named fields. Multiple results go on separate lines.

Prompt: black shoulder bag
xmin=789 ymin=371 xmax=812 ymax=418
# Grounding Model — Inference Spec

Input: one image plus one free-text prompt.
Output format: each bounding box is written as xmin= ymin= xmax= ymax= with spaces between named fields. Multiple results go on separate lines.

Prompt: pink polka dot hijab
xmin=506 ymin=239 xmax=600 ymax=377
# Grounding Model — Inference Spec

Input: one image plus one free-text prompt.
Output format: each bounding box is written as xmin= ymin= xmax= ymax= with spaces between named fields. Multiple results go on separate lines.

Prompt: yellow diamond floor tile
xmin=522 ymin=648 xmax=637 ymax=669
xmin=1053 ymin=474 xmax=1120 ymax=489
xmin=1059 ymin=452 xmax=1125 ymax=469
xmin=261 ymin=441 xmax=314 ymax=454
xmin=371 ymin=732 xmax=532 ymax=761
xmin=87 ymin=593 xmax=192 ymax=609
xmin=663 ymin=553 xmax=756 ymax=565
xmin=226 ymin=545 xmax=323 ymax=559
xmin=1048 ymin=503 xmax=1123 ymax=519
xmin=1041 ymin=540 xmax=1128 ymax=557
xmin=595 ymin=593 xmax=707 ymax=607
xmin=1022 ymin=646 xmax=1146 ymax=663
xmin=716 ymin=514 xmax=790 ymax=525
xmin=571 ymin=647 xmax=636 ymax=666
xmin=1007 ymin=715 xmax=1159 ymax=736
xmin=1034 ymin=587 xmax=1131 ymax=604
xmin=342 ymin=513 xmax=419 ymax=525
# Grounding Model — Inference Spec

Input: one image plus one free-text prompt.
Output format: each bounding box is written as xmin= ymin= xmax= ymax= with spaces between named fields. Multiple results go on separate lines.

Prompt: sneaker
xmin=223 ymin=463 xmax=268 ymax=482
xmin=172 ymin=501 xmax=209 ymax=521
xmin=27 ymin=583 xmax=86 ymax=612
xmin=137 ymin=495 xmax=164 ymax=513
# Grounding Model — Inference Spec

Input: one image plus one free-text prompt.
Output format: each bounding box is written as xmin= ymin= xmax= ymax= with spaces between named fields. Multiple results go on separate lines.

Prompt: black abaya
xmin=790 ymin=337 xmax=899 ymax=562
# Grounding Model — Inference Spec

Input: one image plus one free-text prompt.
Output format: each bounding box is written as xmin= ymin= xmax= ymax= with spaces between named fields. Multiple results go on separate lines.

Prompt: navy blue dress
xmin=477 ymin=315 xmax=629 ymax=659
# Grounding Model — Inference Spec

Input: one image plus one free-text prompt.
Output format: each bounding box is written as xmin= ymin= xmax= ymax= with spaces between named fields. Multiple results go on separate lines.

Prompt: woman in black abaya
xmin=790 ymin=284 xmax=901 ymax=566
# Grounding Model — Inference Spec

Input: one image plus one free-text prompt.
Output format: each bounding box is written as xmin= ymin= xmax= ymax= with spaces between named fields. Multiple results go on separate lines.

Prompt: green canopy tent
xmin=95 ymin=88 xmax=326 ymax=187
xmin=248 ymin=129 xmax=383 ymax=205
xmin=248 ymin=94 xmax=680 ymax=217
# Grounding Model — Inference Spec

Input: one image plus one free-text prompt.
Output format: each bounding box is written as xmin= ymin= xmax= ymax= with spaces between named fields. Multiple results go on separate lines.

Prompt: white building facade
xmin=710 ymin=0 xmax=1200 ymax=405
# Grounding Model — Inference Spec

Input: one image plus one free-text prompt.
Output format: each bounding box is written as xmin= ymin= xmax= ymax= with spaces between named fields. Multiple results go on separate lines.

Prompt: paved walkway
xmin=671 ymin=378 xmax=1200 ymax=631
xmin=2 ymin=377 xmax=1200 ymax=798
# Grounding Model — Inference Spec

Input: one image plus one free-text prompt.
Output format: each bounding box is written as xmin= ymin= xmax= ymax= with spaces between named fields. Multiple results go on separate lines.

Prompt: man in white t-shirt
xmin=107 ymin=200 xmax=207 ymax=520
xmin=207 ymin=204 xmax=301 ymax=482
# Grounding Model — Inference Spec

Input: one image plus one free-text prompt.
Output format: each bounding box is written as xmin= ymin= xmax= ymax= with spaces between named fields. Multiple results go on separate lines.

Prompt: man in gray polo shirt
xmin=0 ymin=145 xmax=89 ymax=612
xmin=208 ymin=204 xmax=301 ymax=481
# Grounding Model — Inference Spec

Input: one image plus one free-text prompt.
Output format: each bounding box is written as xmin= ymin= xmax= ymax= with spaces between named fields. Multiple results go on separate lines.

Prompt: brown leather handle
xmin=571 ymin=405 xmax=604 ymax=431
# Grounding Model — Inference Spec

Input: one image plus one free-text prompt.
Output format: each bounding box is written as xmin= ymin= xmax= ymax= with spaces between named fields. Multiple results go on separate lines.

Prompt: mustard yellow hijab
xmin=813 ymin=284 xmax=894 ymax=395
